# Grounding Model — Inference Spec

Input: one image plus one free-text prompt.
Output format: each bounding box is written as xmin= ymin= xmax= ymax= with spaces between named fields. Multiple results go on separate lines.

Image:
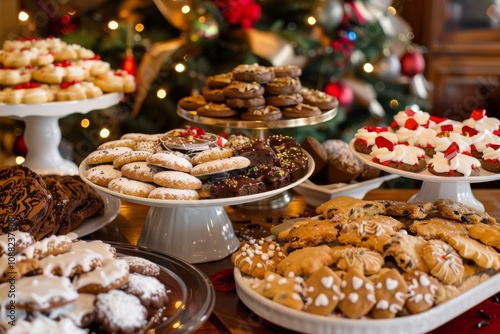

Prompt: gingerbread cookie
xmin=338 ymin=268 xmax=376 ymax=319
xmin=252 ymin=271 xmax=305 ymax=310
xmin=300 ymin=88 xmax=338 ymax=111
xmin=276 ymin=245 xmax=334 ymax=277
xmin=73 ymin=259 xmax=129 ymax=294
xmin=265 ymin=76 xmax=301 ymax=95
xmin=304 ymin=266 xmax=342 ymax=316
xmin=201 ymin=86 xmax=226 ymax=102
xmin=231 ymin=238 xmax=286 ymax=279
xmin=272 ymin=65 xmax=302 ymax=78
xmin=404 ymin=270 xmax=441 ymax=314
xmin=371 ymin=268 xmax=409 ymax=319
xmin=205 ymin=72 xmax=232 ymax=88
xmin=121 ymin=256 xmax=160 ymax=276
xmin=190 ymin=147 xmax=234 ymax=165
xmin=265 ymin=92 xmax=303 ymax=107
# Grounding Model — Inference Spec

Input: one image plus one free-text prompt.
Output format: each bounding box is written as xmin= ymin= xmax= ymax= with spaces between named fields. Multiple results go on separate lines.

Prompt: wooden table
xmin=86 ymin=188 xmax=500 ymax=333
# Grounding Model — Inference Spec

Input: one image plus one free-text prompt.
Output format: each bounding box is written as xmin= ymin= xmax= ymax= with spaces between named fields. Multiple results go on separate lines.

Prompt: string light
xmin=388 ymin=6 xmax=397 ymax=15
xmin=81 ymin=119 xmax=90 ymax=128
xmin=108 ymin=21 xmax=119 ymax=30
xmin=18 ymin=11 xmax=29 ymax=22
xmin=100 ymin=128 xmax=110 ymax=138
xmin=181 ymin=6 xmax=191 ymax=14
xmin=15 ymin=156 xmax=25 ymax=165
xmin=174 ymin=63 xmax=186 ymax=73
xmin=390 ymin=99 xmax=400 ymax=108
xmin=157 ymin=88 xmax=167 ymax=99
xmin=363 ymin=62 xmax=374 ymax=73
xmin=307 ymin=16 xmax=316 ymax=25
xmin=135 ymin=23 xmax=144 ymax=32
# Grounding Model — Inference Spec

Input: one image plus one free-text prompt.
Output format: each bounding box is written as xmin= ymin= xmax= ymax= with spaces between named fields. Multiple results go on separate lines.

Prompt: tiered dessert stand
xmin=0 ymin=93 xmax=122 ymax=175
xmin=349 ymin=140 xmax=500 ymax=211
xmin=79 ymin=157 xmax=314 ymax=263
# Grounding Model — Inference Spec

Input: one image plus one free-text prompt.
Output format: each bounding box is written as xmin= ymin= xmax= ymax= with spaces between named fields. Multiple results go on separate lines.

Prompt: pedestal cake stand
xmin=349 ymin=139 xmax=500 ymax=211
xmin=79 ymin=156 xmax=314 ymax=263
xmin=0 ymin=93 xmax=122 ymax=175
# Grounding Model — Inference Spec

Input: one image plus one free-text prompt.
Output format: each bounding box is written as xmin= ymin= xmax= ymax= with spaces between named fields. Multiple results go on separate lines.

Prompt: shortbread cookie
xmin=447 ymin=235 xmax=500 ymax=270
xmin=190 ymin=147 xmax=234 ymax=165
xmin=434 ymin=198 xmax=496 ymax=225
xmin=94 ymin=289 xmax=147 ymax=334
xmin=148 ymin=187 xmax=199 ymax=200
xmin=252 ymin=271 xmax=305 ymax=310
xmin=146 ymin=151 xmax=193 ymax=172
xmin=112 ymin=150 xmax=152 ymax=169
xmin=337 ymin=215 xmax=404 ymax=252
xmin=304 ymin=266 xmax=342 ymax=316
xmin=190 ymin=156 xmax=251 ymax=177
xmin=120 ymin=161 xmax=163 ymax=183
xmin=276 ymin=245 xmax=334 ymax=277
xmin=3 ymin=274 xmax=78 ymax=311
xmin=422 ymin=240 xmax=464 ymax=286
xmin=338 ymin=268 xmax=376 ymax=319
xmin=371 ymin=268 xmax=408 ymax=319
xmin=231 ymin=238 xmax=286 ymax=279
xmin=85 ymin=164 xmax=122 ymax=186
xmin=467 ymin=224 xmax=500 ymax=249
xmin=383 ymin=231 xmax=429 ymax=273
xmin=330 ymin=246 xmax=384 ymax=275
xmin=409 ymin=217 xmax=469 ymax=240
xmin=283 ymin=218 xmax=343 ymax=251
xmin=153 ymin=170 xmax=202 ymax=189
xmin=316 ymin=196 xmax=385 ymax=220
xmin=377 ymin=200 xmax=434 ymax=219
xmin=123 ymin=273 xmax=170 ymax=308
xmin=84 ymin=147 xmax=133 ymax=165
xmin=403 ymin=270 xmax=441 ymax=314
xmin=108 ymin=177 xmax=156 ymax=198
xmin=121 ymin=256 xmax=160 ymax=276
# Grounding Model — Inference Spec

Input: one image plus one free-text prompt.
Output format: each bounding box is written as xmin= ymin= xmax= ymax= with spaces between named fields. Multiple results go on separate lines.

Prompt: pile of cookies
xmin=353 ymin=108 xmax=500 ymax=176
xmin=83 ymin=127 xmax=309 ymax=200
xmin=0 ymin=37 xmax=135 ymax=104
xmin=233 ymin=196 xmax=500 ymax=319
xmin=301 ymin=135 xmax=381 ymax=185
xmin=0 ymin=232 xmax=170 ymax=333
xmin=178 ymin=63 xmax=338 ymax=120
xmin=0 ymin=165 xmax=104 ymax=240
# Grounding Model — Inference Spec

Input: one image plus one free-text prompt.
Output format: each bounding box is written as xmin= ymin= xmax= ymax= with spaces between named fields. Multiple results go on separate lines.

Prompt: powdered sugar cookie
xmin=190 ymin=156 xmax=251 ymax=177
xmin=85 ymin=164 xmax=122 ymax=187
xmin=190 ymin=147 xmax=234 ymax=165
xmin=123 ymin=273 xmax=170 ymax=308
xmin=121 ymin=256 xmax=160 ymax=276
xmin=108 ymin=177 xmax=156 ymax=198
xmin=85 ymin=147 xmax=133 ymax=165
xmin=148 ymin=187 xmax=199 ymax=200
xmin=153 ymin=170 xmax=202 ymax=189
xmin=112 ymin=150 xmax=152 ymax=169
xmin=146 ymin=151 xmax=193 ymax=172
xmin=94 ymin=289 xmax=147 ymax=334
xmin=48 ymin=293 xmax=96 ymax=328
xmin=98 ymin=139 xmax=137 ymax=150
xmin=120 ymin=161 xmax=163 ymax=183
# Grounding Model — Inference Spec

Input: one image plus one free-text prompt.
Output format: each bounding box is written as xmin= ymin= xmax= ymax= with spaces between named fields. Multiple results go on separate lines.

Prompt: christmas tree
xmin=8 ymin=0 xmax=431 ymax=163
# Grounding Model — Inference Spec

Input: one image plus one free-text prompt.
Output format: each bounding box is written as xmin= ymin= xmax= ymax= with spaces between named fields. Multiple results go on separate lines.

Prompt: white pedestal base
xmin=138 ymin=206 xmax=240 ymax=263
xmin=409 ymin=181 xmax=484 ymax=211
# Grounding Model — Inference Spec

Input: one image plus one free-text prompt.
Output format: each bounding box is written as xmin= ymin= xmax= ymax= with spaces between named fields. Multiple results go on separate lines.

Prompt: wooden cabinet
xmin=400 ymin=0 xmax=500 ymax=119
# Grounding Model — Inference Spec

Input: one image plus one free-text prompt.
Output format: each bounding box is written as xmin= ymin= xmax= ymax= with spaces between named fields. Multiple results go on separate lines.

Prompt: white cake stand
xmin=79 ymin=157 xmax=314 ymax=263
xmin=0 ymin=93 xmax=122 ymax=175
xmin=349 ymin=140 xmax=500 ymax=211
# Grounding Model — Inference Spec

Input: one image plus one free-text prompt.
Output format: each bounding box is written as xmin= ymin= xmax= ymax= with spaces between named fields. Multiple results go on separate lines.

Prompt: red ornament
xmin=400 ymin=49 xmax=425 ymax=77
xmin=121 ymin=52 xmax=136 ymax=76
xmin=324 ymin=81 xmax=353 ymax=107
xmin=215 ymin=0 xmax=261 ymax=29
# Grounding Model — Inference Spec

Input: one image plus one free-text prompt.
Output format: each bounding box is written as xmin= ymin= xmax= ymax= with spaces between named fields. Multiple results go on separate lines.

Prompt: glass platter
xmin=235 ymin=268 xmax=500 ymax=334
xmin=348 ymin=139 xmax=500 ymax=210
xmin=109 ymin=243 xmax=215 ymax=333
xmin=78 ymin=153 xmax=314 ymax=263
xmin=66 ymin=190 xmax=121 ymax=239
